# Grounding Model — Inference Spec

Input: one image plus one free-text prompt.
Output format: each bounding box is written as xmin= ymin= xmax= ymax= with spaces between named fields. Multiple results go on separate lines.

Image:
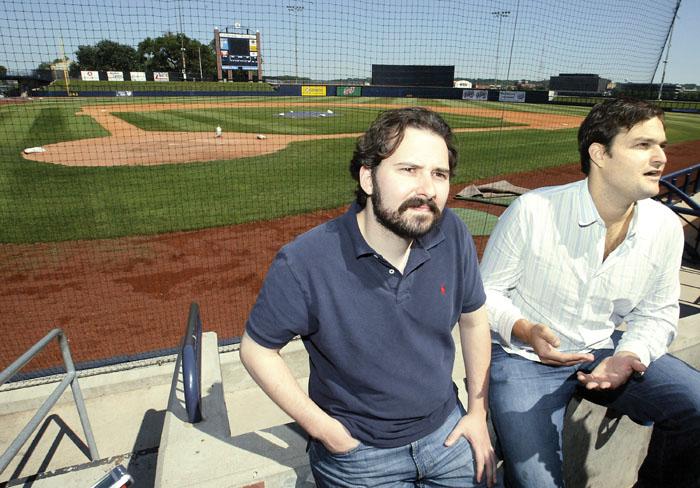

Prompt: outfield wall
xmin=33 ymin=85 xmax=699 ymax=113
xmin=38 ymin=90 xmax=283 ymax=97
xmin=36 ymin=84 xmax=552 ymax=103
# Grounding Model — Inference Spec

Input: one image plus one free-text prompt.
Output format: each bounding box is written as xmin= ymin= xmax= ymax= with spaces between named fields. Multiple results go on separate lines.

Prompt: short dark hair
xmin=578 ymin=98 xmax=664 ymax=175
xmin=349 ymin=107 xmax=458 ymax=207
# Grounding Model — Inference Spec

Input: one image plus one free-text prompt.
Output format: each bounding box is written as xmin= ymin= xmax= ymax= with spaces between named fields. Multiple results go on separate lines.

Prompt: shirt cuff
xmin=614 ymin=341 xmax=651 ymax=367
xmin=493 ymin=309 xmax=523 ymax=348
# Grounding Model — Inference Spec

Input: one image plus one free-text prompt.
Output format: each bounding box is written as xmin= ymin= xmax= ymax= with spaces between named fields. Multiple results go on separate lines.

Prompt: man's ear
xmin=588 ymin=142 xmax=607 ymax=169
xmin=359 ymin=165 xmax=373 ymax=197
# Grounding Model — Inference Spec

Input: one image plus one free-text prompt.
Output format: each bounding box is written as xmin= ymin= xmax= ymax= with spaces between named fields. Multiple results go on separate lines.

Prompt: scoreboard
xmin=218 ymin=33 xmax=258 ymax=70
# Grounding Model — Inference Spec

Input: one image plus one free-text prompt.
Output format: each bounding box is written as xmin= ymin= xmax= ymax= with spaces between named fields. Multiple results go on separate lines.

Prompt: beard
xmin=370 ymin=175 xmax=442 ymax=240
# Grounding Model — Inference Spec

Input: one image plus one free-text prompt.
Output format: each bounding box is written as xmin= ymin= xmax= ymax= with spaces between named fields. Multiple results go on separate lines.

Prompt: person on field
xmin=241 ymin=107 xmax=496 ymax=487
xmin=481 ymin=97 xmax=700 ymax=488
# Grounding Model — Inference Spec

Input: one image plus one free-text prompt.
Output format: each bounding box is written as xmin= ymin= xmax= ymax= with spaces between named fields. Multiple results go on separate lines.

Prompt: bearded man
xmin=241 ymin=107 xmax=496 ymax=487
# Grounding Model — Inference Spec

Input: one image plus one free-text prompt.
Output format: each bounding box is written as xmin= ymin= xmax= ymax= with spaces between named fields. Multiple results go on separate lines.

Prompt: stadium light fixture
xmin=178 ymin=1 xmax=187 ymax=80
xmin=286 ymin=4 xmax=304 ymax=83
xmin=657 ymin=10 xmax=677 ymax=101
xmin=491 ymin=10 xmax=510 ymax=88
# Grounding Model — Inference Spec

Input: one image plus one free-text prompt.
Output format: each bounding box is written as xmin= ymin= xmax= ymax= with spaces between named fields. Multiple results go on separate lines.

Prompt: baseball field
xmin=2 ymin=96 xmax=699 ymax=370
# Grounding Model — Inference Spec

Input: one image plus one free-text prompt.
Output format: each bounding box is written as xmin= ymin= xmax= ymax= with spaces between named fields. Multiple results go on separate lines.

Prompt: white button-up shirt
xmin=481 ymin=179 xmax=683 ymax=365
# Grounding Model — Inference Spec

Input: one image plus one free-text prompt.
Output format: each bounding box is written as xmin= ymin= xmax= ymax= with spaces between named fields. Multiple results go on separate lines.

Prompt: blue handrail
xmin=658 ymin=163 xmax=700 ymax=205
xmin=182 ymin=303 xmax=203 ymax=423
xmin=657 ymin=162 xmax=700 ymax=260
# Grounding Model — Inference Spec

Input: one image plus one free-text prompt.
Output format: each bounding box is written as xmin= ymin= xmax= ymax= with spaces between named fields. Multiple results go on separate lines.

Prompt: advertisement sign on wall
xmin=130 ymin=72 xmax=146 ymax=82
xmin=153 ymin=72 xmax=170 ymax=82
xmin=462 ymin=89 xmax=488 ymax=101
xmin=107 ymin=71 xmax=124 ymax=82
xmin=498 ymin=91 xmax=526 ymax=103
xmin=301 ymin=85 xmax=327 ymax=96
xmin=81 ymin=71 xmax=99 ymax=81
xmin=336 ymin=86 xmax=361 ymax=97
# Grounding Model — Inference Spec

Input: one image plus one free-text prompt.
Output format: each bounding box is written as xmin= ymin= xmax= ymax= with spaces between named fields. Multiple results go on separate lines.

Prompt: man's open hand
xmin=577 ymin=352 xmax=646 ymax=390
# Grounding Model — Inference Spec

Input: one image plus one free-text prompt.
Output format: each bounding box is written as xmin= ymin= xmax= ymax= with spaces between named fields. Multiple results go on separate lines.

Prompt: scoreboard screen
xmin=219 ymin=33 xmax=258 ymax=70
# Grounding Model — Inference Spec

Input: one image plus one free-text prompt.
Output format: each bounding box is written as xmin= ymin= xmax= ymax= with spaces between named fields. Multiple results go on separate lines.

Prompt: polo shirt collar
xmin=342 ymin=203 xmax=446 ymax=259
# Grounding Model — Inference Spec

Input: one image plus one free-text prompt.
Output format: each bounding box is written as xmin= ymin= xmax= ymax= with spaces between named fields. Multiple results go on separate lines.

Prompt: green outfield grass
xmin=39 ymin=80 xmax=275 ymax=92
xmin=1 ymin=98 xmax=698 ymax=244
xmin=112 ymin=106 xmax=522 ymax=135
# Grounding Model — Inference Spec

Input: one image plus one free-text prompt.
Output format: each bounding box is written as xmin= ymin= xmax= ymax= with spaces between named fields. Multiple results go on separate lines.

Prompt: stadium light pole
xmin=198 ymin=45 xmax=203 ymax=81
xmin=491 ymin=10 xmax=510 ymax=88
xmin=178 ymin=0 xmax=187 ymax=81
xmin=657 ymin=12 xmax=676 ymax=101
xmin=286 ymin=4 xmax=304 ymax=83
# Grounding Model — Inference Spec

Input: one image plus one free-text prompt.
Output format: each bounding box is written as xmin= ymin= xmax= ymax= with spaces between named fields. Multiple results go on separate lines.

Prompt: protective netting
xmin=0 ymin=0 xmax=695 ymax=372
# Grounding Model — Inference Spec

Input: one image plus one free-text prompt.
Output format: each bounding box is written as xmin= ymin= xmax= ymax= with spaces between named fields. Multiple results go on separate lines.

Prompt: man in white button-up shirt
xmin=481 ymin=98 xmax=700 ymax=488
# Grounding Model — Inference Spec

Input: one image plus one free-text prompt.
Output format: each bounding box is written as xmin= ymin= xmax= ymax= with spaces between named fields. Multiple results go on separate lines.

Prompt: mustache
xmin=398 ymin=197 xmax=440 ymax=215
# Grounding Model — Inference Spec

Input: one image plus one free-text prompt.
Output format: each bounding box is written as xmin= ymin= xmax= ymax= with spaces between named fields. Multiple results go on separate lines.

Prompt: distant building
xmin=371 ymin=65 xmax=454 ymax=87
xmin=515 ymin=79 xmax=546 ymax=90
xmin=616 ymin=82 xmax=683 ymax=100
xmin=549 ymin=73 xmax=610 ymax=95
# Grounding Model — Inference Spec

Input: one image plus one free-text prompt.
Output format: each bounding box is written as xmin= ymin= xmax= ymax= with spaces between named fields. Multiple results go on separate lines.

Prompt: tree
xmin=36 ymin=58 xmax=70 ymax=76
xmin=0 ymin=65 xmax=7 ymax=77
xmin=37 ymin=60 xmax=57 ymax=71
xmin=138 ymin=32 xmax=216 ymax=80
xmin=74 ymin=40 xmax=139 ymax=72
xmin=69 ymin=62 xmax=81 ymax=78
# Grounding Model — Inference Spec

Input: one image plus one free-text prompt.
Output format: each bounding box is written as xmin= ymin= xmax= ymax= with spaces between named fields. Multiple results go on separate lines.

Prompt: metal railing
xmin=657 ymin=162 xmax=700 ymax=261
xmin=182 ymin=303 xmax=203 ymax=423
xmin=0 ymin=328 xmax=99 ymax=474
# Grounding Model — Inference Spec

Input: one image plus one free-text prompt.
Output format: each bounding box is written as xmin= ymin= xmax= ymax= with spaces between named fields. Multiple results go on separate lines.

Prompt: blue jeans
xmin=489 ymin=334 xmax=700 ymax=488
xmin=308 ymin=404 xmax=487 ymax=487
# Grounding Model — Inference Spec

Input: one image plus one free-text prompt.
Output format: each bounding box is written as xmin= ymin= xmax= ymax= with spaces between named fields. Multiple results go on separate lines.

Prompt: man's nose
xmin=653 ymin=145 xmax=667 ymax=165
xmin=416 ymin=171 xmax=436 ymax=198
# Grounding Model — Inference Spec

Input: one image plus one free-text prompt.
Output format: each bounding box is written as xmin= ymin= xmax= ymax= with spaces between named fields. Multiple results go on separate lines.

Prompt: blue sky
xmin=1 ymin=0 xmax=697 ymax=84
xmin=656 ymin=0 xmax=699 ymax=84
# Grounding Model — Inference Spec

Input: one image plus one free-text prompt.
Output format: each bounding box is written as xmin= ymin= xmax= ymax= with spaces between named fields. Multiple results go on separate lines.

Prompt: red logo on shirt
xmin=440 ymin=283 xmax=446 ymax=295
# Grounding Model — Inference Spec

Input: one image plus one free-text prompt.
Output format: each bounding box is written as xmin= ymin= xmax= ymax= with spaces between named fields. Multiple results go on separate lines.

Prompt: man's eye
xmin=434 ymin=172 xmax=448 ymax=179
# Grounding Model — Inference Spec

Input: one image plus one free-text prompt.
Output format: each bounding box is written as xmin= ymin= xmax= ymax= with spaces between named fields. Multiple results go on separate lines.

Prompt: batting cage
xmin=0 ymin=0 xmax=697 ymax=373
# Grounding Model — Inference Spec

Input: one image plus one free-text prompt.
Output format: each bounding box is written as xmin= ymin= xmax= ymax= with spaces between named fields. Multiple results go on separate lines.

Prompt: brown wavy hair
xmin=578 ymin=98 xmax=664 ymax=175
xmin=349 ymin=107 xmax=458 ymax=207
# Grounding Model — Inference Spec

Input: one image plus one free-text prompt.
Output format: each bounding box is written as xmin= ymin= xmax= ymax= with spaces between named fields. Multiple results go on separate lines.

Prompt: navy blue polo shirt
xmin=245 ymin=203 xmax=485 ymax=448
